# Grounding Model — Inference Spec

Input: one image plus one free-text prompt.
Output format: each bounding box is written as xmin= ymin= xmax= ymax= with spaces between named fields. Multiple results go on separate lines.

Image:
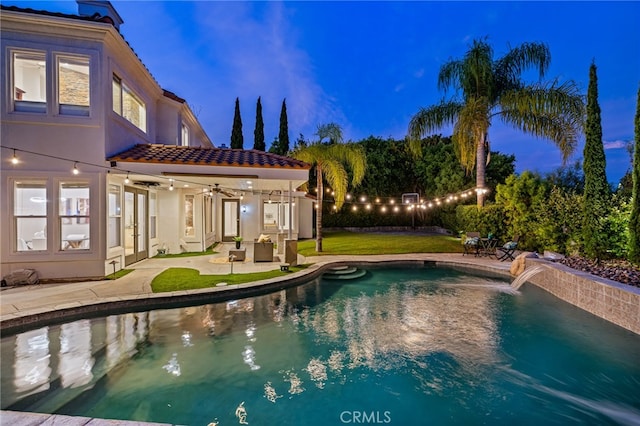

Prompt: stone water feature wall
xmin=525 ymin=258 xmax=640 ymax=335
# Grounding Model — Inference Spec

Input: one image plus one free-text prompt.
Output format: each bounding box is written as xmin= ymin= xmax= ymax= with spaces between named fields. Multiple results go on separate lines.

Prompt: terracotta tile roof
xmin=108 ymin=144 xmax=310 ymax=169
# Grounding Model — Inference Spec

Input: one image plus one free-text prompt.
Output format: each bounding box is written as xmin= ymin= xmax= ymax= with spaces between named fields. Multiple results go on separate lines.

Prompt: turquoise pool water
xmin=2 ymin=265 xmax=640 ymax=425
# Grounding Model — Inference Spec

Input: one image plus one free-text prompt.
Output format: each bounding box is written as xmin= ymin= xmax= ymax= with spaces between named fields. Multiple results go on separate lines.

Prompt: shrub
xmin=599 ymin=192 xmax=631 ymax=259
xmin=495 ymin=172 xmax=547 ymax=251
xmin=534 ymin=186 xmax=583 ymax=255
xmin=455 ymin=204 xmax=506 ymax=240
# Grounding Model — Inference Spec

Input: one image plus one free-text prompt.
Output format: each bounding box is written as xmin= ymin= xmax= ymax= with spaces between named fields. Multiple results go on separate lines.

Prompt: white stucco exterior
xmin=0 ymin=2 xmax=312 ymax=281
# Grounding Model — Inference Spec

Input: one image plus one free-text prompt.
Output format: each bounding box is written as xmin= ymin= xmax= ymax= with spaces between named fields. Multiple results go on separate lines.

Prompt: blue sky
xmin=5 ymin=1 xmax=639 ymax=184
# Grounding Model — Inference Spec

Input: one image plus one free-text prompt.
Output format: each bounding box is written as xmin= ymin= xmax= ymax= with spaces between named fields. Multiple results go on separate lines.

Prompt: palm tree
xmin=292 ymin=123 xmax=366 ymax=252
xmin=408 ymin=38 xmax=584 ymax=206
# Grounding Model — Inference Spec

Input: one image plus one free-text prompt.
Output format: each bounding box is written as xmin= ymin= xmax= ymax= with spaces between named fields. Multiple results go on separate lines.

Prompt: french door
xmin=124 ymin=187 xmax=148 ymax=265
xmin=222 ymin=199 xmax=240 ymax=242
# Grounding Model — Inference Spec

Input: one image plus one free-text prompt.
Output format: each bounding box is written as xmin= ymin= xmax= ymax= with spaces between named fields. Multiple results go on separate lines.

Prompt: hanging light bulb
xmin=169 ymin=179 xmax=174 ymax=191
xmin=11 ymin=149 xmax=19 ymax=165
xmin=124 ymin=172 xmax=130 ymax=184
xmin=72 ymin=162 xmax=79 ymax=175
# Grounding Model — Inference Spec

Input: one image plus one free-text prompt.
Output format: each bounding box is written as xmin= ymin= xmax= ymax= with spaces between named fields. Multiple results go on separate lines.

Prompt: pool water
xmin=2 ymin=265 xmax=640 ymax=425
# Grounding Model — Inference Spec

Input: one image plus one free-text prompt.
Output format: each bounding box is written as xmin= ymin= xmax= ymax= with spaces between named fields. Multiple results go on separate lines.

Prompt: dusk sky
xmin=5 ymin=1 xmax=640 ymax=184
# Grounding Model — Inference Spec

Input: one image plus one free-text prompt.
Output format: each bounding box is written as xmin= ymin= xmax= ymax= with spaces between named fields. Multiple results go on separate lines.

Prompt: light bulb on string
xmin=124 ymin=172 xmax=130 ymax=184
xmin=72 ymin=162 xmax=79 ymax=175
xmin=11 ymin=149 xmax=19 ymax=165
xmin=169 ymin=179 xmax=174 ymax=191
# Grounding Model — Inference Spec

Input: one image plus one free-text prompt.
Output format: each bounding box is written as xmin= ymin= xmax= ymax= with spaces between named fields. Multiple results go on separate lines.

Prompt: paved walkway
xmin=0 ymin=243 xmax=512 ymax=327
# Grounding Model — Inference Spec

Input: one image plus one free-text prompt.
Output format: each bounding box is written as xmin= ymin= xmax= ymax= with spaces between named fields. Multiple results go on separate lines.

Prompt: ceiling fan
xmin=211 ymin=183 xmax=235 ymax=197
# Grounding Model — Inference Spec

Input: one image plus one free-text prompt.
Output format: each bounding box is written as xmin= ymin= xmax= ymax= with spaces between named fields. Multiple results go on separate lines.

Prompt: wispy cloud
xmin=603 ymin=140 xmax=631 ymax=150
xmin=190 ymin=2 xmax=343 ymax=144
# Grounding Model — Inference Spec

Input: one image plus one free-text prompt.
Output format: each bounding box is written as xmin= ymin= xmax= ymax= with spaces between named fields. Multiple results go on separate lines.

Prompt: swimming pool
xmin=2 ymin=264 xmax=639 ymax=425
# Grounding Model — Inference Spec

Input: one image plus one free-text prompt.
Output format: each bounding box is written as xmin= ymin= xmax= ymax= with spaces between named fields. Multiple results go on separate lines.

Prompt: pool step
xmin=323 ymin=266 xmax=367 ymax=280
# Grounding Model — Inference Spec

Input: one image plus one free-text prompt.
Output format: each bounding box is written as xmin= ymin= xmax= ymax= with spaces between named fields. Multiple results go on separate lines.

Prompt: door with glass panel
xmin=221 ymin=199 xmax=240 ymax=242
xmin=124 ymin=187 xmax=148 ymax=265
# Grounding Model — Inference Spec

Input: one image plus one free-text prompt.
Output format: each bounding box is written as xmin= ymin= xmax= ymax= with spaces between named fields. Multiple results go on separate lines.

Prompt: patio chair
xmin=253 ymin=241 xmax=274 ymax=262
xmin=497 ymin=236 xmax=520 ymax=261
xmin=462 ymin=232 xmax=481 ymax=256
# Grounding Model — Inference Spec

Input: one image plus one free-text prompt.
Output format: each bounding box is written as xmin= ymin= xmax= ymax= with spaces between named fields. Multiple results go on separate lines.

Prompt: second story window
xmin=181 ymin=122 xmax=190 ymax=146
xmin=112 ymin=75 xmax=146 ymax=132
xmin=13 ymin=51 xmax=47 ymax=113
xmin=58 ymin=55 xmax=90 ymax=116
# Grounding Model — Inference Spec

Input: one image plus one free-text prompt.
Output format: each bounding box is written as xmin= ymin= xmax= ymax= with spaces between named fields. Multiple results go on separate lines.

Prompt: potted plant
xmin=233 ymin=236 xmax=243 ymax=249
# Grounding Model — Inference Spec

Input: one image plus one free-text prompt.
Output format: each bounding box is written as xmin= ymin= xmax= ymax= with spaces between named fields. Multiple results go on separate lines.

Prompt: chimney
xmin=76 ymin=1 xmax=124 ymax=30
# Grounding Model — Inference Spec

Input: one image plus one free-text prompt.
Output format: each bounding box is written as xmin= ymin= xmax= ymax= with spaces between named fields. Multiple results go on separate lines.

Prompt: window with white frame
xmin=112 ymin=75 xmax=146 ymax=132
xmin=263 ymin=201 xmax=295 ymax=231
xmin=58 ymin=55 xmax=90 ymax=116
xmin=150 ymin=192 xmax=157 ymax=239
xmin=108 ymin=184 xmax=121 ymax=248
xmin=181 ymin=122 xmax=190 ymax=146
xmin=184 ymin=194 xmax=195 ymax=237
xmin=12 ymin=51 xmax=47 ymax=113
xmin=14 ymin=181 xmax=48 ymax=251
xmin=59 ymin=182 xmax=90 ymax=250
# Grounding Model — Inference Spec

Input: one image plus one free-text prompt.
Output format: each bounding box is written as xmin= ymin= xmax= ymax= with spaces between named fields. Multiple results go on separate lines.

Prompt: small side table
xmin=229 ymin=248 xmax=246 ymax=261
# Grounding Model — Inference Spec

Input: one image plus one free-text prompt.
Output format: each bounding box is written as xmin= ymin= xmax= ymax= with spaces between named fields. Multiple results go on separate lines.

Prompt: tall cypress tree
xmin=277 ymin=98 xmax=290 ymax=155
xmin=231 ymin=97 xmax=243 ymax=149
xmin=629 ymin=87 xmax=640 ymax=263
xmin=582 ymin=62 xmax=610 ymax=258
xmin=253 ymin=96 xmax=265 ymax=151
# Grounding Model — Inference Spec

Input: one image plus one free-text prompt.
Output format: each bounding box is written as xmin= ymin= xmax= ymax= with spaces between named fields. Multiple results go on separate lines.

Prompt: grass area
xmin=106 ymin=269 xmax=134 ymax=280
xmin=297 ymin=231 xmax=463 ymax=256
xmin=153 ymin=243 xmax=219 ymax=258
xmin=151 ymin=265 xmax=310 ymax=293
xmin=150 ymin=231 xmax=462 ymax=292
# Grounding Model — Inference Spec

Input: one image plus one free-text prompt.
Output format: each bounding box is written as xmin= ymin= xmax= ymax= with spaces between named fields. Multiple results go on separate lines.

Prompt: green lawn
xmin=151 ymin=265 xmax=309 ymax=293
xmin=150 ymin=232 xmax=462 ymax=292
xmin=297 ymin=231 xmax=463 ymax=256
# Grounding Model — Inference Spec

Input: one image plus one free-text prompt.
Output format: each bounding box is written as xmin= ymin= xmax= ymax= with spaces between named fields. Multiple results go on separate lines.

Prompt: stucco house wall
xmin=1 ymin=2 xmax=312 ymax=281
